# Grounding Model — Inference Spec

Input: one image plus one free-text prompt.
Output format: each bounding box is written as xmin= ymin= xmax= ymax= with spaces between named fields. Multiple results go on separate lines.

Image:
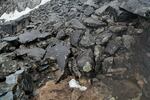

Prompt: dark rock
xmin=122 ymin=35 xmax=135 ymax=49
xmin=83 ymin=17 xmax=107 ymax=28
xmin=56 ymin=30 xmax=66 ymax=40
xmin=19 ymin=72 xmax=33 ymax=94
xmin=109 ymin=25 xmax=127 ymax=34
xmin=120 ymin=0 xmax=150 ymax=18
xmin=76 ymin=49 xmax=94 ymax=73
xmin=66 ymin=19 xmax=86 ymax=29
xmin=117 ymin=11 xmax=138 ymax=22
xmin=0 ymin=42 xmax=9 ymax=52
xmin=80 ymin=30 xmax=95 ymax=47
xmin=95 ymin=31 xmax=112 ymax=45
xmin=0 ymin=15 xmax=30 ymax=34
xmin=15 ymin=47 xmax=45 ymax=61
xmin=45 ymin=42 xmax=70 ymax=71
xmin=84 ymin=6 xmax=94 ymax=16
xmin=68 ymin=58 xmax=81 ymax=77
xmin=70 ymin=30 xmax=83 ymax=47
xmin=105 ymin=37 xmax=121 ymax=55
xmin=102 ymin=57 xmax=114 ymax=73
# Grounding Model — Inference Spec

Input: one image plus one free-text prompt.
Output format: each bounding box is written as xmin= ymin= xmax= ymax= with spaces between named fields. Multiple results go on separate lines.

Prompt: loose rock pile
xmin=0 ymin=0 xmax=150 ymax=100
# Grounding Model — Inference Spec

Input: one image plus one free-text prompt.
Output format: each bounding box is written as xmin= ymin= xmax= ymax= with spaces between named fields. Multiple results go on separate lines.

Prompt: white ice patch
xmin=0 ymin=0 xmax=51 ymax=22
xmin=69 ymin=79 xmax=87 ymax=91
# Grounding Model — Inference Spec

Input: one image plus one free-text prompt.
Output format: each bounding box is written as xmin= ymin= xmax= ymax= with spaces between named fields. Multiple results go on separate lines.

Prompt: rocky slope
xmin=0 ymin=0 xmax=150 ymax=100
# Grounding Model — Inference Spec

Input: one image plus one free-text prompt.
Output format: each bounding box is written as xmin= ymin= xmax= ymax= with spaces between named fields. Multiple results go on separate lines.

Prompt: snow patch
xmin=69 ymin=79 xmax=87 ymax=91
xmin=0 ymin=0 xmax=51 ymax=22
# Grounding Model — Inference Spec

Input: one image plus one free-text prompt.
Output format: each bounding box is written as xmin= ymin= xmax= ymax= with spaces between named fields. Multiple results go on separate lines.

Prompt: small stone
xmin=105 ymin=40 xmax=120 ymax=55
xmin=109 ymin=25 xmax=127 ymax=34
xmin=83 ymin=17 xmax=106 ymax=28
xmin=83 ymin=62 xmax=92 ymax=72
xmin=95 ymin=32 xmax=112 ymax=45
xmin=76 ymin=49 xmax=94 ymax=72
xmin=70 ymin=30 xmax=83 ymax=47
xmin=80 ymin=30 xmax=95 ymax=47
xmin=56 ymin=30 xmax=66 ymax=40
xmin=66 ymin=19 xmax=86 ymax=29
xmin=84 ymin=6 xmax=94 ymax=16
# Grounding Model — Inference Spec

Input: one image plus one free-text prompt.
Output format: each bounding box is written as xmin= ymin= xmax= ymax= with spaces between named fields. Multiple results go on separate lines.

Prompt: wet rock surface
xmin=0 ymin=0 xmax=150 ymax=100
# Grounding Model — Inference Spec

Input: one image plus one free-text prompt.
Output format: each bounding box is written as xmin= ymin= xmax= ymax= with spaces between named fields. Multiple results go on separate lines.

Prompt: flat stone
xmin=66 ymin=19 xmax=86 ymax=29
xmin=45 ymin=42 xmax=70 ymax=70
xmin=19 ymin=30 xmax=41 ymax=43
xmin=15 ymin=47 xmax=45 ymax=61
xmin=6 ymin=70 xmax=24 ymax=85
xmin=109 ymin=25 xmax=127 ymax=34
xmin=2 ymin=36 xmax=19 ymax=42
xmin=83 ymin=17 xmax=106 ymax=28
xmin=95 ymin=32 xmax=112 ymax=45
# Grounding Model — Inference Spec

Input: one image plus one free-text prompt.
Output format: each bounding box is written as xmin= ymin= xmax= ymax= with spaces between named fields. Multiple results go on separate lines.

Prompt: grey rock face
xmin=45 ymin=42 xmax=70 ymax=70
xmin=120 ymin=0 xmax=150 ymax=18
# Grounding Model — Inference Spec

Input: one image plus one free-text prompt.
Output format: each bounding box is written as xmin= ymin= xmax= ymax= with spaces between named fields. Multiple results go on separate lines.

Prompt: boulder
xmin=120 ymin=0 xmax=150 ymax=18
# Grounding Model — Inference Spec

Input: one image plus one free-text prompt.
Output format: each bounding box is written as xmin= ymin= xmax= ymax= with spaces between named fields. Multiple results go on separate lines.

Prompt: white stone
xmin=69 ymin=79 xmax=87 ymax=91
